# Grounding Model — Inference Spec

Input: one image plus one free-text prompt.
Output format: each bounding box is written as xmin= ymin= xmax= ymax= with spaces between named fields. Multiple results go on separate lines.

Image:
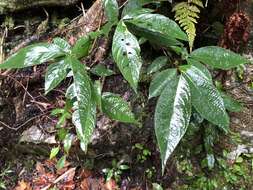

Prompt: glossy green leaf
xmin=103 ymin=0 xmax=119 ymax=24
xmin=65 ymin=84 xmax=75 ymax=100
xmin=149 ymin=69 xmax=177 ymax=99
xmin=53 ymin=37 xmax=71 ymax=53
xmin=190 ymin=46 xmax=248 ymax=70
xmin=112 ymin=21 xmax=142 ymax=92
xmin=63 ymin=134 xmax=73 ymax=154
xmin=102 ymin=92 xmax=136 ymax=123
xmin=50 ymin=146 xmax=60 ymax=159
xmin=92 ymin=80 xmax=102 ymax=110
xmin=147 ymin=56 xmax=169 ymax=75
xmin=0 ymin=43 xmax=65 ymax=69
xmin=45 ymin=59 xmax=69 ymax=94
xmin=70 ymin=57 xmax=96 ymax=152
xmin=125 ymin=13 xmax=188 ymax=47
xmin=187 ymin=58 xmax=212 ymax=81
xmin=90 ymin=64 xmax=115 ymax=77
xmin=181 ymin=64 xmax=229 ymax=129
xmin=56 ymin=155 xmax=66 ymax=170
xmin=155 ymin=75 xmax=191 ymax=174
xmin=122 ymin=0 xmax=165 ymax=17
xmin=220 ymin=92 xmax=243 ymax=112
xmin=123 ymin=8 xmax=154 ymax=19
xmin=118 ymin=165 xmax=129 ymax=170
xmin=71 ymin=36 xmax=92 ymax=59
xmin=152 ymin=183 xmax=163 ymax=190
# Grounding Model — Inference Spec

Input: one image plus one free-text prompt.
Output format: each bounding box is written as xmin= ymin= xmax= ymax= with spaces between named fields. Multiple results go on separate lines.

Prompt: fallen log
xmin=0 ymin=0 xmax=80 ymax=14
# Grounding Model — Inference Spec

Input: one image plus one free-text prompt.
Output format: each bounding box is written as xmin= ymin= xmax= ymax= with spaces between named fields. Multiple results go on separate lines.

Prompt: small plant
xmin=172 ymin=0 xmax=204 ymax=51
xmin=0 ymin=0 xmax=249 ymax=175
xmin=145 ymin=167 xmax=156 ymax=179
xmin=104 ymin=0 xmax=248 ymax=173
xmin=152 ymin=183 xmax=163 ymax=190
xmin=133 ymin=143 xmax=151 ymax=163
xmin=0 ymin=165 xmax=12 ymax=189
xmin=0 ymin=32 xmax=136 ymax=158
xmin=102 ymin=159 xmax=129 ymax=182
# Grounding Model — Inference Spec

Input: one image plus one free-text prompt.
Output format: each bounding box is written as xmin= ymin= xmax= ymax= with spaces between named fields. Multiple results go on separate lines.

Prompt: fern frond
xmin=173 ymin=0 xmax=203 ymax=52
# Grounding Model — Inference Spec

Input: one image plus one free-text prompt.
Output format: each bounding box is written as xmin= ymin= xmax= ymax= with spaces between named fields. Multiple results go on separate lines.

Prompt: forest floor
xmin=0 ymin=1 xmax=253 ymax=189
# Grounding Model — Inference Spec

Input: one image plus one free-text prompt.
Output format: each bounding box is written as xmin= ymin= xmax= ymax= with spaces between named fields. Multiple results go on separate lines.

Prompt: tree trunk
xmin=0 ymin=0 xmax=79 ymax=14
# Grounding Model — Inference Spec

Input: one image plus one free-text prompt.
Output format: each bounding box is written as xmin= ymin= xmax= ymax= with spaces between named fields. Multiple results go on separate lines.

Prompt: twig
xmin=0 ymin=27 xmax=7 ymax=64
xmin=15 ymin=112 xmax=48 ymax=131
xmin=0 ymin=74 xmax=35 ymax=101
xmin=0 ymin=120 xmax=17 ymax=130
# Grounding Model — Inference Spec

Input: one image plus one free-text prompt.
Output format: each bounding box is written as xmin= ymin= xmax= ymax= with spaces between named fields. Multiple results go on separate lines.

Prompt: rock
xmin=20 ymin=125 xmax=56 ymax=144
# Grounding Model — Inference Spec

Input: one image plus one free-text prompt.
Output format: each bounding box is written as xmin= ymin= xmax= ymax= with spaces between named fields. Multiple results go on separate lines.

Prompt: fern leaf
xmin=173 ymin=0 xmax=203 ymax=52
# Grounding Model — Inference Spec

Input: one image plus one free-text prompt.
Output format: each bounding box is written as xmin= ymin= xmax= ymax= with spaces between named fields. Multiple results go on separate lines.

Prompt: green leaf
xmin=118 ymin=165 xmax=129 ymax=170
xmin=155 ymin=75 xmax=191 ymax=173
xmin=50 ymin=146 xmax=60 ymax=159
xmin=102 ymin=92 xmax=136 ymax=123
xmin=103 ymin=0 xmax=119 ymax=24
xmin=71 ymin=36 xmax=92 ymax=59
xmin=90 ymin=64 xmax=115 ymax=77
xmin=122 ymin=0 xmax=165 ymax=17
xmin=125 ymin=13 xmax=188 ymax=47
xmin=53 ymin=37 xmax=71 ymax=53
xmin=92 ymin=80 xmax=102 ymax=110
xmin=123 ymin=8 xmax=154 ymax=19
xmin=0 ymin=43 xmax=65 ymax=69
xmin=220 ymin=92 xmax=243 ymax=112
xmin=187 ymin=58 xmax=212 ymax=81
xmin=70 ymin=57 xmax=96 ymax=152
xmin=112 ymin=21 xmax=142 ymax=92
xmin=45 ymin=59 xmax=69 ymax=94
xmin=190 ymin=46 xmax=248 ymax=70
xmin=65 ymin=84 xmax=75 ymax=100
xmin=147 ymin=56 xmax=169 ymax=75
xmin=181 ymin=65 xmax=229 ymax=129
xmin=56 ymin=155 xmax=66 ymax=170
xmin=63 ymin=134 xmax=72 ymax=154
xmin=152 ymin=183 xmax=163 ymax=190
xmin=106 ymin=169 xmax=114 ymax=181
xmin=149 ymin=69 xmax=177 ymax=99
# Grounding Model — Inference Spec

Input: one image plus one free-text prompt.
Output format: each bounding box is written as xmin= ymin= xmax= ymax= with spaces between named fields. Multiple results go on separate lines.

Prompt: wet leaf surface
xmin=112 ymin=21 xmax=142 ymax=92
xmin=190 ymin=46 xmax=248 ymax=70
xmin=155 ymin=75 xmax=191 ymax=173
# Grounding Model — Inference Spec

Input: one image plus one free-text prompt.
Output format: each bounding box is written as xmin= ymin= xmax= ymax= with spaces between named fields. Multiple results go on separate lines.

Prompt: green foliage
xmin=112 ymin=21 xmax=142 ymax=92
xmin=133 ymin=143 xmax=151 ymax=163
xmin=180 ymin=64 xmax=229 ymax=130
xmin=148 ymin=69 xmax=177 ymax=99
xmin=124 ymin=12 xmax=187 ymax=47
xmin=190 ymin=46 xmax=248 ymax=70
xmin=90 ymin=64 xmax=115 ymax=77
xmin=1 ymin=0 xmax=249 ymax=178
xmin=0 ymin=32 xmax=136 ymax=157
xmin=220 ymin=92 xmax=243 ymax=112
xmin=102 ymin=159 xmax=129 ymax=182
xmin=172 ymin=0 xmax=204 ymax=52
xmin=103 ymin=0 xmax=119 ymax=24
xmin=146 ymin=56 xmax=169 ymax=75
xmin=102 ymin=92 xmax=137 ymax=123
xmin=0 ymin=166 xmax=12 ymax=189
xmin=155 ymin=75 xmax=191 ymax=173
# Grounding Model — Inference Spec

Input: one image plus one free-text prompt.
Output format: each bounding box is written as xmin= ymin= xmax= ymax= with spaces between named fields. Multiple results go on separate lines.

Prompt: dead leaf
xmin=15 ymin=180 xmax=32 ymax=190
xmin=104 ymin=179 xmax=118 ymax=190
xmin=36 ymin=162 xmax=46 ymax=174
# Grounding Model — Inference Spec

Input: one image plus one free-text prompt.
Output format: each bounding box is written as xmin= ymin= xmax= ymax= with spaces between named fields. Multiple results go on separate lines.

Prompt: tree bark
xmin=0 ymin=0 xmax=79 ymax=14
